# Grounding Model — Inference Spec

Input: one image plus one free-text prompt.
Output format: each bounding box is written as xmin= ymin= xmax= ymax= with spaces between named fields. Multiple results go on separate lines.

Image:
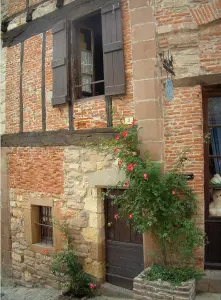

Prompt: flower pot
xmin=133 ymin=270 xmax=196 ymax=300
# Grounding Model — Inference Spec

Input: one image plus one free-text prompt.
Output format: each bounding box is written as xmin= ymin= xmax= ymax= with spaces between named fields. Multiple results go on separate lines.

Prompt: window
xmin=73 ymin=13 xmax=105 ymax=99
xmin=38 ymin=206 xmax=53 ymax=246
xmin=203 ymin=87 xmax=221 ymax=269
xmin=51 ymin=2 xmax=126 ymax=106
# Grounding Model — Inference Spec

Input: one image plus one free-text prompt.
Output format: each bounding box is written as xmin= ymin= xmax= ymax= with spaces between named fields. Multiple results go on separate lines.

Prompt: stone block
xmin=88 ymin=213 xmax=105 ymax=229
xmin=138 ymin=119 xmax=163 ymax=142
xmin=82 ymin=161 xmax=97 ymax=173
xmin=133 ymin=59 xmax=157 ymax=80
xmin=135 ymin=100 xmax=162 ymax=120
xmin=129 ymin=0 xmax=147 ymax=9
xmin=139 ymin=142 xmax=163 ymax=161
xmin=132 ymin=23 xmax=155 ymax=42
xmin=90 ymin=242 xmax=105 ymax=262
xmin=83 ymin=259 xmax=105 ymax=279
xmin=131 ymin=7 xmax=155 ymax=26
xmin=82 ymin=227 xmax=105 ymax=243
xmin=133 ymin=271 xmax=196 ymax=300
xmin=134 ymin=79 xmax=161 ymax=101
xmin=84 ymin=196 xmax=104 ymax=213
xmin=132 ymin=40 xmax=157 ymax=61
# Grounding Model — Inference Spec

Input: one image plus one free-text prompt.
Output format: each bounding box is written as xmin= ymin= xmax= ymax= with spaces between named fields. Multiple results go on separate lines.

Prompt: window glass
xmin=208 ymin=97 xmax=221 ymax=126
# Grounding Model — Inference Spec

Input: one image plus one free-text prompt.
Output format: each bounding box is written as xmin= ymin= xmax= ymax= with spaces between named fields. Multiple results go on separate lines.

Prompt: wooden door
xmin=105 ymin=190 xmax=144 ymax=290
xmin=203 ymin=86 xmax=221 ymax=269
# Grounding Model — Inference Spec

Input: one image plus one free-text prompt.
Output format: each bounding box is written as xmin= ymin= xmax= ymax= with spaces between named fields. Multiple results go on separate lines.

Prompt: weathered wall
xmin=155 ymin=0 xmax=221 ymax=269
xmin=7 ymin=146 xmax=121 ymax=285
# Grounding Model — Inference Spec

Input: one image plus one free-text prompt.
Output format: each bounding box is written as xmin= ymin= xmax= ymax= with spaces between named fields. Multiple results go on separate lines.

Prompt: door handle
xmin=107 ymin=222 xmax=113 ymax=228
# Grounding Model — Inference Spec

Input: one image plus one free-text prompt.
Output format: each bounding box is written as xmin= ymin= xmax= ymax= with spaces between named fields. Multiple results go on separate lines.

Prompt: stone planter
xmin=133 ymin=270 xmax=196 ymax=300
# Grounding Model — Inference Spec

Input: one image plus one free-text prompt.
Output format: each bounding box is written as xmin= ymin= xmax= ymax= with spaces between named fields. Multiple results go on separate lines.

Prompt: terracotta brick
xmin=45 ymin=30 xmax=69 ymax=131
xmin=134 ymin=79 xmax=160 ymax=100
xmin=8 ymin=147 xmax=64 ymax=194
xmin=135 ymin=100 xmax=162 ymax=120
xmin=8 ymin=0 xmax=26 ymax=16
xmin=5 ymin=44 xmax=21 ymax=134
xmin=23 ymin=35 xmax=42 ymax=132
xmin=132 ymin=23 xmax=156 ymax=42
xmin=130 ymin=6 xmax=155 ymax=26
xmin=138 ymin=119 xmax=163 ymax=142
xmin=132 ymin=40 xmax=157 ymax=60
xmin=133 ymin=59 xmax=157 ymax=80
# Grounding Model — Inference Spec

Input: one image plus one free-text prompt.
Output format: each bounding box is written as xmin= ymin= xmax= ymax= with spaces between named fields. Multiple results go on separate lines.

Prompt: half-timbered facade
xmin=1 ymin=0 xmax=221 ymax=292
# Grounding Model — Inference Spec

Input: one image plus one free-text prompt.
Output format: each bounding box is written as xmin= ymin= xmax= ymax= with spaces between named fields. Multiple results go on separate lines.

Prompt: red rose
xmin=43 ymin=249 xmax=48 ymax=254
xmin=143 ymin=173 xmax=148 ymax=180
xmin=116 ymin=135 xmax=120 ymax=141
xmin=129 ymin=213 xmax=133 ymax=219
xmin=172 ymin=190 xmax=176 ymax=195
xmin=114 ymin=213 xmax=119 ymax=220
xmin=132 ymin=119 xmax=136 ymax=126
xmin=127 ymin=164 xmax=134 ymax=172
xmin=118 ymin=160 xmax=122 ymax=166
xmin=113 ymin=148 xmax=119 ymax=153
xmin=122 ymin=131 xmax=128 ymax=137
xmin=125 ymin=180 xmax=130 ymax=188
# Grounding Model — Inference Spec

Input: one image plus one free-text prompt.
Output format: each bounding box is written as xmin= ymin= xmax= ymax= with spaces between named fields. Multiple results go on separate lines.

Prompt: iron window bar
xmin=37 ymin=206 xmax=53 ymax=246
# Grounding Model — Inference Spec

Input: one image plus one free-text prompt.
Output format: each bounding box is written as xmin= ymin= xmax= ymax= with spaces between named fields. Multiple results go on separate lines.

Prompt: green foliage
xmin=142 ymin=264 xmax=204 ymax=287
xmin=98 ymin=121 xmax=205 ymax=270
xmin=51 ymin=218 xmax=96 ymax=298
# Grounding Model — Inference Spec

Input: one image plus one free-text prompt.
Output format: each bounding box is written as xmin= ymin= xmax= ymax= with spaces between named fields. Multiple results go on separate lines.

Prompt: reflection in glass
xmin=208 ymin=97 xmax=221 ymax=126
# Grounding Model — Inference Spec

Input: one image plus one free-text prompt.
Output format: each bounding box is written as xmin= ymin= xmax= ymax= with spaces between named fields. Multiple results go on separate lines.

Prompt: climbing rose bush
xmin=100 ymin=120 xmax=205 ymax=267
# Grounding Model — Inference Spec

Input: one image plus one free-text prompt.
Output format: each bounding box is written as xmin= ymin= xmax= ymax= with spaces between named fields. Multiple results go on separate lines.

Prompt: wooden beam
xmin=1 ymin=129 xmax=117 ymax=147
xmin=3 ymin=0 xmax=112 ymax=48
xmin=41 ymin=32 xmax=46 ymax=131
xmin=19 ymin=42 xmax=24 ymax=133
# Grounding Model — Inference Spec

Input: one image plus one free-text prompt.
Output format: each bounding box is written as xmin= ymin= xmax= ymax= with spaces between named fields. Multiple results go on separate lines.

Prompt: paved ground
xmin=0 ymin=286 xmax=129 ymax=300
xmin=1 ymin=283 xmax=221 ymax=300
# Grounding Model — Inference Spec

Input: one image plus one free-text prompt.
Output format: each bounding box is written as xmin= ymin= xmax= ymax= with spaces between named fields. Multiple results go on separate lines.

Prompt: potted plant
xmin=100 ymin=120 xmax=205 ymax=300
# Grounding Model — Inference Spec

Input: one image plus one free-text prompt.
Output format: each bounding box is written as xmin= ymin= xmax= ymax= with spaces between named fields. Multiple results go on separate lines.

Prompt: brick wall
xmin=8 ymin=0 xmax=26 ymax=16
xmin=8 ymin=148 xmax=64 ymax=194
xmin=23 ymin=35 xmax=43 ymax=132
xmin=5 ymin=44 xmax=21 ymax=134
xmin=45 ymin=30 xmax=69 ymax=131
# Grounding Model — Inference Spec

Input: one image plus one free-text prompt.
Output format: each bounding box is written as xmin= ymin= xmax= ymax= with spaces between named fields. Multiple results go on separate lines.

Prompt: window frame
xmin=203 ymin=86 xmax=221 ymax=221
xmin=71 ymin=14 xmax=105 ymax=101
xmin=24 ymin=198 xmax=61 ymax=254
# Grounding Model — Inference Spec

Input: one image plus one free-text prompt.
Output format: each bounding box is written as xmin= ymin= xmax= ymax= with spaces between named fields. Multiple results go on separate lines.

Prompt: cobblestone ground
xmin=1 ymin=286 xmax=130 ymax=300
xmin=1 ymin=281 xmax=221 ymax=300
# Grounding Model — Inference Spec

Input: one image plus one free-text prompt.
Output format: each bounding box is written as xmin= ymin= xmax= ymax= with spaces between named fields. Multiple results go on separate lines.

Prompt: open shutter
xmin=102 ymin=2 xmax=125 ymax=96
xmin=52 ymin=20 xmax=69 ymax=105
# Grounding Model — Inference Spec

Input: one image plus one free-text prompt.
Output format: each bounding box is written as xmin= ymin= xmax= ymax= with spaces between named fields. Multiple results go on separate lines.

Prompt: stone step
xmin=196 ymin=270 xmax=221 ymax=293
xmin=100 ymin=283 xmax=133 ymax=299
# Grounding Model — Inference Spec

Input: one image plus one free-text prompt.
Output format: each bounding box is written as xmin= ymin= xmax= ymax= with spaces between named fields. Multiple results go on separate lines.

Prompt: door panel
xmin=105 ymin=190 xmax=144 ymax=290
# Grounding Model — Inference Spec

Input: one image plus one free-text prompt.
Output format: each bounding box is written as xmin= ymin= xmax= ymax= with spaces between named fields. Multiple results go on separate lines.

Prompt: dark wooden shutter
xmin=102 ymin=2 xmax=125 ymax=96
xmin=52 ymin=20 xmax=69 ymax=106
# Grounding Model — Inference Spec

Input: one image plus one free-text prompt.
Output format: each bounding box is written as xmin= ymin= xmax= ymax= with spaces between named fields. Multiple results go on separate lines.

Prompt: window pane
xmin=209 ymin=127 xmax=221 ymax=156
xmin=209 ymin=157 xmax=221 ymax=185
xmin=208 ymin=97 xmax=221 ymax=126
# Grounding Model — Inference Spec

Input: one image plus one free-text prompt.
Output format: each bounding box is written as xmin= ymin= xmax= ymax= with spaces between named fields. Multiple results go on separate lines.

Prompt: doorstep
xmin=196 ymin=270 xmax=221 ymax=293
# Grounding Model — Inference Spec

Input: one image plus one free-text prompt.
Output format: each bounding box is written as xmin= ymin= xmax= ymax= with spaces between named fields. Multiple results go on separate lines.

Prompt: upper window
xmin=51 ymin=2 xmax=126 ymax=106
xmin=74 ymin=13 xmax=104 ymax=99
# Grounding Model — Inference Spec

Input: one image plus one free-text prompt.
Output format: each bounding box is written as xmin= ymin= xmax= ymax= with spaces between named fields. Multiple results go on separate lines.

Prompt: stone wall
xmin=133 ymin=271 xmax=196 ymax=300
xmin=7 ymin=146 xmax=124 ymax=285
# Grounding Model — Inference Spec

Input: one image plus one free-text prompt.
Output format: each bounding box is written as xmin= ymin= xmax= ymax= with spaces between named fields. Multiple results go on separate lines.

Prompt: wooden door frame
xmin=202 ymin=84 xmax=221 ymax=270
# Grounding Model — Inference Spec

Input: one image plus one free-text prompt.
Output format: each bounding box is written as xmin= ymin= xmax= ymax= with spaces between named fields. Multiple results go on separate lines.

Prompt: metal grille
xmin=38 ymin=206 xmax=53 ymax=246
